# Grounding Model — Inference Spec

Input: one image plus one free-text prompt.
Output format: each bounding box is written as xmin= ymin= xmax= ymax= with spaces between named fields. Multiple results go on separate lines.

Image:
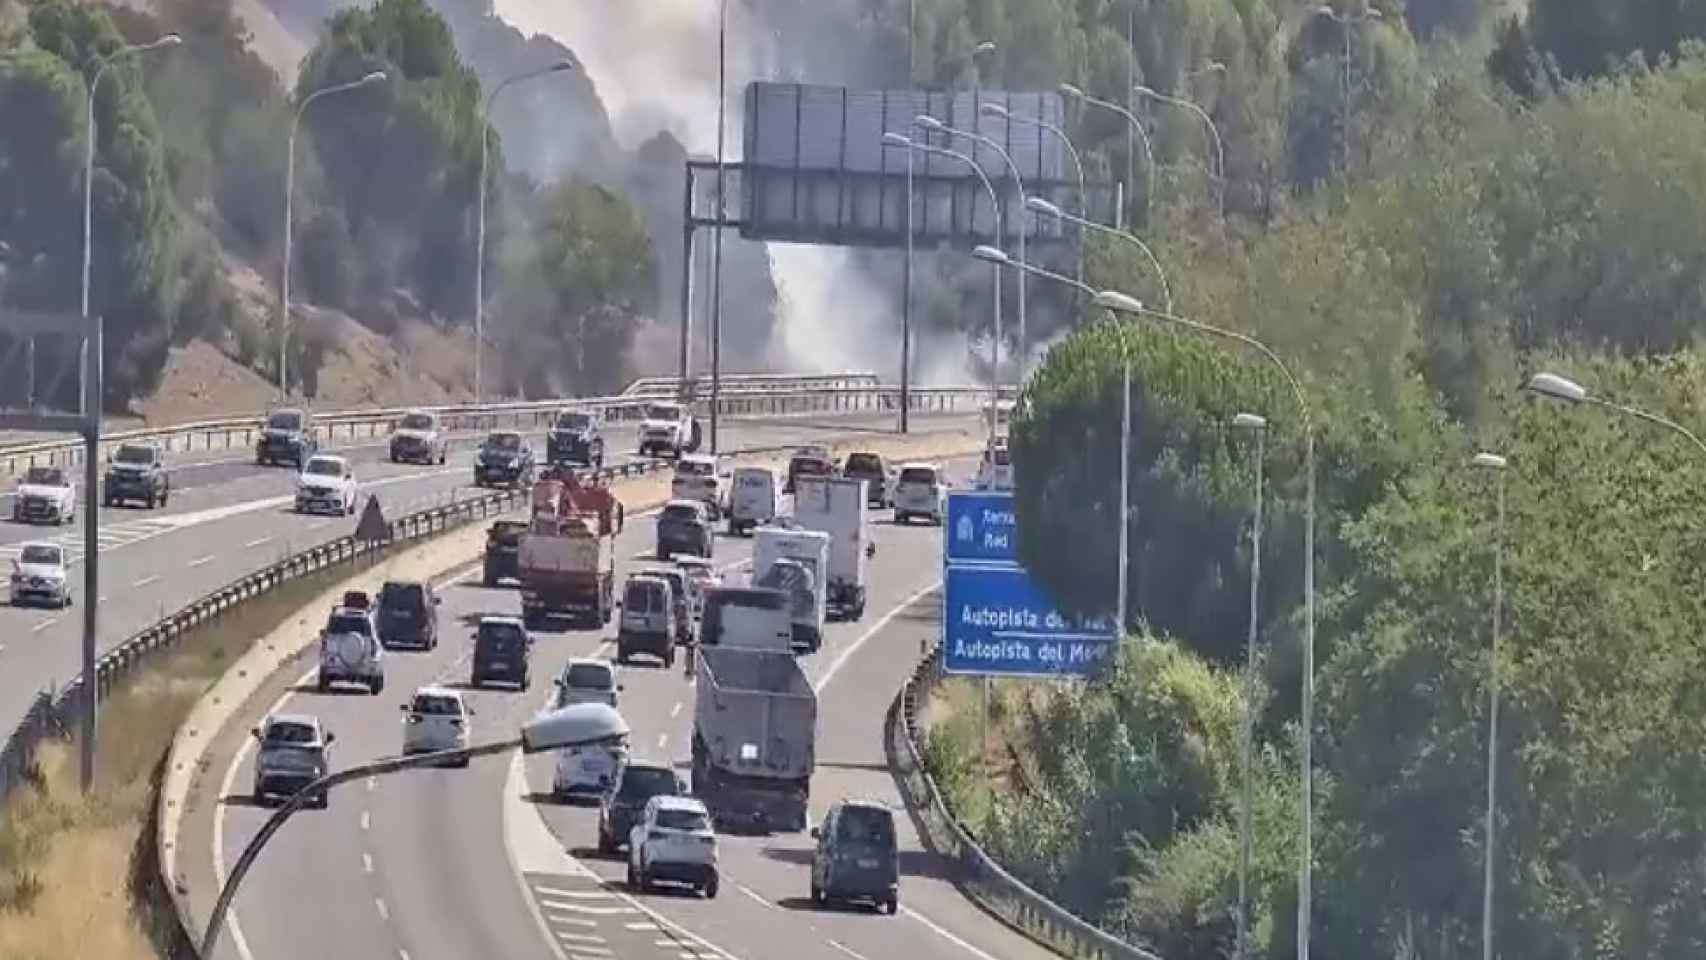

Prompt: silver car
xmin=10 ymin=541 xmax=70 ymax=608
xmin=252 ymin=714 xmax=334 ymax=808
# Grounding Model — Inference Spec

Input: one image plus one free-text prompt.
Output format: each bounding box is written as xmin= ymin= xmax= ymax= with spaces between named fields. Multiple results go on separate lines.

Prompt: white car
xmin=296 ymin=455 xmax=358 ymax=515
xmin=10 ymin=541 xmax=70 ymax=608
xmin=976 ymin=439 xmax=1013 ymax=491
xmin=399 ymin=686 xmax=471 ymax=765
xmin=553 ymin=725 xmax=630 ymax=800
xmin=674 ymin=556 xmax=721 ymax=619
xmin=638 ymin=401 xmax=695 ymax=457
xmin=554 ymin=658 xmax=621 ymax=709
xmin=389 ymin=409 xmax=448 ymax=465
xmin=628 ymin=795 xmax=719 ymax=897
xmin=13 ymin=465 xmax=75 ymax=525
xmin=893 ymin=462 xmax=947 ymax=525
xmin=671 ymin=454 xmax=726 ymax=519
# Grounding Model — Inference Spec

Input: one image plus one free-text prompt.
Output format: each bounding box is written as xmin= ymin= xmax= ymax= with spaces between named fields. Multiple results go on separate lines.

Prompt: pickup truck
xmin=548 ymin=410 xmax=605 ymax=467
xmin=389 ymin=409 xmax=448 ymax=465
xmin=638 ymin=401 xmax=701 ymax=458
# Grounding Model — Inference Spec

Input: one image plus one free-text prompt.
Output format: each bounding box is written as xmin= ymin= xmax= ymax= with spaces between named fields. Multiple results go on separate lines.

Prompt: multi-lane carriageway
xmin=173 ymin=455 xmax=1063 ymax=960
xmin=0 ymin=411 xmax=966 ymax=776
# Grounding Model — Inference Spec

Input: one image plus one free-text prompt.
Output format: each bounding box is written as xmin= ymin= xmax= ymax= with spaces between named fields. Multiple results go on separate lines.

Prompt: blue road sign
xmin=942 ymin=563 xmax=1118 ymax=678
xmin=945 ymin=490 xmax=1019 ymax=565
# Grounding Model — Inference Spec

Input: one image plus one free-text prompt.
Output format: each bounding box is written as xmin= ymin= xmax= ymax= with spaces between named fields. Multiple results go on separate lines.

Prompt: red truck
xmin=519 ymin=474 xmax=623 ymax=629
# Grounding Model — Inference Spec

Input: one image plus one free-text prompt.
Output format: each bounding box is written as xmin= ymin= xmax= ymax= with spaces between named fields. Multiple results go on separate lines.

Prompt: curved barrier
xmin=885 ymin=645 xmax=1164 ymax=960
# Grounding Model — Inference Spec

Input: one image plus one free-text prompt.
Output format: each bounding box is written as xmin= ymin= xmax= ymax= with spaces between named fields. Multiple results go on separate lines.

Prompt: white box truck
xmin=792 ymin=476 xmax=873 ymax=621
xmin=752 ymin=526 xmax=829 ymax=652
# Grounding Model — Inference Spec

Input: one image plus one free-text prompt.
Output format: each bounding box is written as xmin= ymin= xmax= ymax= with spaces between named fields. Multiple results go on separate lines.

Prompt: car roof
xmin=833 ymin=797 xmax=894 ymax=814
xmin=267 ymin=713 xmax=320 ymax=730
xmin=564 ymin=657 xmax=612 ymax=673
xmin=480 ymin=614 xmax=525 ymax=627
xmin=329 ymin=605 xmax=371 ymax=618
xmin=653 ymin=795 xmax=708 ymax=814
xmin=664 ymin=498 xmax=705 ymax=510
xmin=412 ymin=685 xmax=461 ymax=701
xmin=307 ymin=453 xmax=347 ymax=465
xmin=898 ymin=461 xmax=939 ymax=471
xmin=19 ymin=540 xmax=60 ymax=551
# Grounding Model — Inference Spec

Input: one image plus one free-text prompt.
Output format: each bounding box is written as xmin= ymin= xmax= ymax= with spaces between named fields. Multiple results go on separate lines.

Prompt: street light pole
xmin=1525 ymin=372 xmax=1706 ymax=457
xmin=78 ymin=32 xmax=180 ymax=794
xmin=475 ymin=60 xmax=575 ymax=407
xmin=710 ymin=0 xmax=729 ymax=455
xmin=1027 ymin=197 xmax=1171 ymax=314
xmin=1093 ymin=290 xmax=1317 ymax=958
xmin=1315 ymin=5 xmax=1381 ymax=177
xmin=1470 ymin=450 xmax=1507 ymax=960
xmin=282 ymin=71 xmax=386 ymax=400
xmin=1134 ymin=84 xmax=1225 ymax=220
xmin=1233 ymin=411 xmax=1268 ymax=960
xmin=900 ymin=0 xmax=916 ymax=435
xmin=981 ymin=103 xmax=1087 ymax=290
xmin=1059 ymin=83 xmax=1154 ymax=228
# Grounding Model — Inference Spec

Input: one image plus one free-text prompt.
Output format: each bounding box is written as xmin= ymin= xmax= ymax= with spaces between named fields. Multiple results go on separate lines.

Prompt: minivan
xmin=471 ymin=615 xmax=532 ymax=690
xmin=811 ymin=798 xmax=900 ymax=914
xmin=893 ymin=462 xmax=946 ymax=525
xmin=616 ymin=575 xmax=677 ymax=667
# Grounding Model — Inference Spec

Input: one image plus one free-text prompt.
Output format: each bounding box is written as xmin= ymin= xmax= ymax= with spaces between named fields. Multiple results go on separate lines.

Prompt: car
xmin=548 ymin=409 xmax=605 ymax=467
xmin=615 ymin=574 xmax=677 ymax=667
xmin=103 ymin=442 xmax=170 ymax=508
xmin=376 ymin=579 xmax=439 ymax=649
xmin=811 ymin=798 xmax=900 ymax=914
xmin=482 ymin=519 xmax=530 ymax=587
xmin=976 ymin=437 xmax=1013 ymax=491
xmin=670 ymin=454 xmax=727 ymax=519
xmin=637 ymin=401 xmax=699 ymax=458
xmin=296 ymin=454 xmax=358 ymax=515
xmin=598 ymin=761 xmax=686 ymax=855
xmin=256 ymin=407 xmax=317 ymax=468
xmin=554 ymin=723 xmax=631 ymax=802
xmin=13 ymin=465 xmax=75 ymax=525
xmin=389 ymin=409 xmax=448 ymax=465
xmin=636 ymin=564 xmax=696 ymax=646
xmin=674 ymin=556 xmax=721 ymax=620
xmin=628 ymin=795 xmax=719 ymax=897
xmin=317 ymin=598 xmax=385 ymax=694
xmin=399 ymin=686 xmax=471 ymax=765
xmin=251 ymin=713 xmax=334 ymax=808
xmin=473 ymin=431 xmax=536 ymax=488
xmin=786 ymin=449 xmax=834 ymax=494
xmin=470 ymin=614 xmax=532 ymax=689
xmin=655 ymin=499 xmax=713 ymax=560
xmin=893 ymin=462 xmax=946 ymax=525
xmin=840 ymin=451 xmax=893 ymax=508
xmin=10 ymin=541 xmax=69 ymax=608
xmin=554 ymin=658 xmax=622 ymax=709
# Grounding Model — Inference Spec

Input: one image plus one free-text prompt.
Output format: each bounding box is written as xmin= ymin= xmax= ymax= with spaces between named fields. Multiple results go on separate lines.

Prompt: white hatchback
xmin=399 ymin=686 xmax=471 ymax=765
xmin=628 ymin=795 xmax=719 ymax=897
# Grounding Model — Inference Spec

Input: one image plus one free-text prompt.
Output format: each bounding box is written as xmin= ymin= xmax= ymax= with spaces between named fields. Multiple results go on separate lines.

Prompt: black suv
xmin=840 ymin=451 xmax=891 ymax=508
xmin=598 ymin=761 xmax=686 ymax=854
xmin=257 ymin=407 xmax=317 ymax=468
xmin=471 ymin=615 xmax=532 ymax=689
xmin=483 ymin=519 xmax=529 ymax=587
xmin=103 ymin=442 xmax=170 ymax=508
xmin=473 ymin=431 xmax=535 ymax=488
xmin=547 ymin=410 xmax=605 ymax=467
xmin=376 ymin=579 xmax=439 ymax=649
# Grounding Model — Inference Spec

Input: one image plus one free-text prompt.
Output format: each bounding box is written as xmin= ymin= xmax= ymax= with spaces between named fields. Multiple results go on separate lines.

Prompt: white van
xmin=893 ymin=462 xmax=946 ymax=525
xmin=728 ymin=465 xmax=781 ymax=536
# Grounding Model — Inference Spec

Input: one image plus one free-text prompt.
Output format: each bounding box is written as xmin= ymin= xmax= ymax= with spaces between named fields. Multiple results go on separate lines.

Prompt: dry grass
xmin=0 ymin=563 xmax=358 ymax=960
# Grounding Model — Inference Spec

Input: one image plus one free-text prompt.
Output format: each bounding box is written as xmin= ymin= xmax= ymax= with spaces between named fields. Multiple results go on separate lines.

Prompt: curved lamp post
xmin=1093 ymin=288 xmax=1317 ymax=959
xmin=282 ymin=70 xmax=387 ymax=399
xmin=1525 ymin=372 xmax=1706 ymax=456
xmin=980 ymin=102 xmax=1087 ymax=289
xmin=1469 ymin=450 xmax=1507 ymax=960
xmin=1026 ymin=197 xmax=1172 ymax=315
xmin=201 ymin=702 xmax=629 ymax=958
xmin=1232 ymin=409 xmax=1267 ymax=960
xmin=1133 ymin=83 xmax=1225 ymax=219
xmin=1315 ymin=4 xmax=1381 ymax=177
xmin=1058 ymin=83 xmax=1155 ymax=229
xmin=475 ymin=59 xmax=575 ymax=407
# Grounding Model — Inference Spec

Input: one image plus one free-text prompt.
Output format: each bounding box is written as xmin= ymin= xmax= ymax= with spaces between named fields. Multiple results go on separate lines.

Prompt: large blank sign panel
xmin=740 ymin=83 xmax=1106 ymax=249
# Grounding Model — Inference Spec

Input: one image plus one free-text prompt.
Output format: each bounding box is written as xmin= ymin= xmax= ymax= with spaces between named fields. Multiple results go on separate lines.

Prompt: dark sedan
xmin=473 ymin=431 xmax=536 ymax=488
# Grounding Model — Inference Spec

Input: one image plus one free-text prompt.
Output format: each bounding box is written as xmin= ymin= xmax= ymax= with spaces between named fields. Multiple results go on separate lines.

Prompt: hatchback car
xmin=10 ymin=541 xmax=69 ymax=608
xmin=251 ymin=714 xmax=334 ymax=808
xmin=628 ymin=795 xmax=719 ymax=898
xmin=555 ymin=658 xmax=621 ymax=708
xmin=399 ymin=686 xmax=471 ymax=765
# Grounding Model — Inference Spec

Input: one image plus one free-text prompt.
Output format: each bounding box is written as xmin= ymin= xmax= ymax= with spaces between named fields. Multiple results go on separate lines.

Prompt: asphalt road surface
xmin=192 ymin=454 xmax=1060 ymax=960
xmin=0 ymin=411 xmax=972 ymax=763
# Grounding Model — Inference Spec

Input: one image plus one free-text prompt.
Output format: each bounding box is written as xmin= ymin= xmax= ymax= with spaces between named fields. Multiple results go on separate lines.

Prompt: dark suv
xmin=257 ymin=407 xmax=317 ymax=468
xmin=376 ymin=579 xmax=439 ymax=650
xmin=483 ymin=520 xmax=529 ymax=587
xmin=840 ymin=451 xmax=891 ymax=508
xmin=547 ymin=410 xmax=605 ymax=467
xmin=598 ymin=761 xmax=686 ymax=855
xmin=103 ymin=442 xmax=170 ymax=508
xmin=474 ymin=431 xmax=536 ymax=488
xmin=471 ymin=615 xmax=532 ymax=690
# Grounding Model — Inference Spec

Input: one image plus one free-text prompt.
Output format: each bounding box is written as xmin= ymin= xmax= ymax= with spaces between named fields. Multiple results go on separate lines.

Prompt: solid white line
xmin=901 ymin=905 xmax=1001 ymax=960
xmin=534 ymin=888 xmax=613 ymax=899
xmin=31 ymin=617 xmax=59 ymax=633
xmin=375 ymin=897 xmax=389 ymax=921
xmin=539 ymin=900 xmax=637 ymax=915
xmin=244 ymin=536 xmax=272 ymax=549
xmin=814 ymin=579 xmax=940 ymax=694
xmin=188 ymin=554 xmax=214 ymax=567
xmin=827 ymin=940 xmax=870 ymax=960
xmin=624 ymin=921 xmax=659 ymax=931
xmin=735 ymin=883 xmax=772 ymax=909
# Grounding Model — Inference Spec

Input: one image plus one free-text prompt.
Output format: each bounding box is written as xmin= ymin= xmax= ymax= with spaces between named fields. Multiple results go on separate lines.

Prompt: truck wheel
xmin=483 ymin=570 xmax=496 ymax=588
xmin=664 ymin=646 xmax=676 ymax=669
xmin=316 ymin=674 xmax=330 ymax=694
xmin=811 ymin=881 xmax=824 ymax=905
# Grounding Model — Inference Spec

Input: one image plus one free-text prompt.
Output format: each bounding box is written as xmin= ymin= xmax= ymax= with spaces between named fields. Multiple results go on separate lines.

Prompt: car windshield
xmin=555 ymin=413 xmax=591 ymax=430
xmin=304 ymin=458 xmax=343 ymax=477
xmin=480 ymin=622 xmax=523 ymax=650
xmin=617 ymin=767 xmax=678 ymax=800
xmin=19 ymin=545 xmax=60 ymax=565
xmin=793 ymin=458 xmax=830 ymax=476
xmin=380 ymin=583 xmax=425 ymax=610
xmin=625 ymin=582 xmax=664 ymax=613
xmin=662 ymin=504 xmax=701 ymax=523
xmin=736 ymin=471 xmax=770 ymax=488
xmin=676 ymin=459 xmax=713 ymax=477
xmin=400 ymin=413 xmax=434 ymax=431
xmin=23 ymin=466 xmax=64 ymax=486
xmin=565 ymin=663 xmax=612 ymax=690
xmin=267 ymin=411 xmax=302 ymax=430
xmin=263 ymin=722 xmax=317 ymax=746
xmin=899 ymin=467 xmax=938 ymax=484
xmin=327 ymin=613 xmax=370 ymax=636
xmin=844 ymin=453 xmax=882 ymax=474
xmin=114 ymin=444 xmax=155 ymax=465
xmin=484 ymin=434 xmax=521 ymax=452
xmin=836 ymin=806 xmax=895 ymax=844
xmin=644 ymin=403 xmax=679 ymax=420
xmin=410 ymin=694 xmax=460 ymax=716
xmin=656 ymin=809 xmax=709 ymax=832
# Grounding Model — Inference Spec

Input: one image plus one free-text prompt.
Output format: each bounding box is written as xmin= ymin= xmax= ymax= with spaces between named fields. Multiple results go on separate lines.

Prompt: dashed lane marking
xmin=188 ymin=554 xmax=214 ymax=567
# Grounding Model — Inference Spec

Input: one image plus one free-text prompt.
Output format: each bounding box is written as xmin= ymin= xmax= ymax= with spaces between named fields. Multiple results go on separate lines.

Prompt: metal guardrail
xmin=0 ymin=455 xmax=670 ymax=804
xmin=0 ymin=382 xmax=990 ymax=480
xmin=885 ymin=645 xmax=1164 ymax=960
xmin=620 ymin=372 xmax=880 ymax=397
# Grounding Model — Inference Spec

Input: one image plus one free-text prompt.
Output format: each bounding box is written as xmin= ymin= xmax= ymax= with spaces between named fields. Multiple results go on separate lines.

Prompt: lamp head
xmin=913 ymin=114 xmax=946 ymax=132
xmin=1058 ymin=83 xmax=1085 ymax=99
xmin=1232 ymin=413 xmax=1268 ymax=430
xmin=979 ymin=103 xmax=1010 ymax=118
xmin=1471 ymin=452 xmax=1508 ymax=470
xmin=360 ymin=70 xmax=388 ymax=85
xmin=971 ymin=245 xmax=1011 ymax=265
xmin=973 ymin=41 xmax=997 ymax=56
xmin=521 ymin=702 xmax=630 ymax=754
xmin=1025 ymin=196 xmax=1064 ymax=218
xmin=1525 ymin=372 xmax=1588 ymax=404
xmin=881 ymin=132 xmax=913 ymax=149
xmin=1093 ymin=290 xmax=1146 ymax=314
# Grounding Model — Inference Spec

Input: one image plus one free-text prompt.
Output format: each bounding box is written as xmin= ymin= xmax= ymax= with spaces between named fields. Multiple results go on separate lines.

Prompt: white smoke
xmin=491 ymin=0 xmax=977 ymax=386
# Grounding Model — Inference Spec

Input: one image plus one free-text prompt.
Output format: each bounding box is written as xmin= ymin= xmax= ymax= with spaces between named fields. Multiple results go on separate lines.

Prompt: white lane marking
xmin=548 ymin=916 xmax=598 ymax=928
xmin=827 ymin=940 xmax=870 ymax=960
xmin=244 ymin=536 xmax=272 ymax=549
xmin=669 ymin=702 xmax=681 ymax=719
xmin=557 ymin=932 xmax=607 ymax=944
xmin=367 ymin=776 xmax=377 ymax=791
xmin=375 ymin=897 xmax=389 ymax=921
xmin=539 ymin=899 xmax=638 ymax=916
xmin=188 ymin=554 xmax=214 ymax=567
xmin=131 ymin=575 xmax=159 ymax=587
xmin=399 ymin=950 xmax=412 ymax=960
xmin=901 ymin=906 xmax=1002 ymax=960
xmin=654 ymin=940 xmax=683 ymax=948
xmin=363 ymin=853 xmax=374 ymax=874
xmin=814 ymin=579 xmax=941 ymax=694
xmin=559 ymin=943 xmax=612 ymax=955
xmin=656 ymin=733 xmax=668 ymax=750
xmin=534 ymin=887 xmax=614 ymax=899
xmin=735 ymin=883 xmax=772 ymax=909
xmin=624 ymin=922 xmax=658 ymax=931
xmin=31 ymin=617 xmax=59 ymax=633
xmin=361 ymin=810 xmax=371 ymax=831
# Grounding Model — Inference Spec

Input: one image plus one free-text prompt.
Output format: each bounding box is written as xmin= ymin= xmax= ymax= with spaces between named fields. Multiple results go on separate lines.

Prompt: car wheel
xmin=626 ymin=860 xmax=639 ymax=889
xmin=61 ymin=593 xmax=71 ymax=609
xmin=811 ymin=881 xmax=824 ymax=905
xmin=664 ymin=646 xmax=676 ymax=669
xmin=884 ymin=894 xmax=899 ymax=915
xmin=316 ymin=674 xmax=330 ymax=694
xmin=703 ymin=873 xmax=719 ymax=899
xmin=370 ymin=677 xmax=384 ymax=695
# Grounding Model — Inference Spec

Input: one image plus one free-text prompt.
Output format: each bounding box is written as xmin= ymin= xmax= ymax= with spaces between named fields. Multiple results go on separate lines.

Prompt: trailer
xmin=792 ymin=476 xmax=872 ymax=621
xmin=691 ymin=637 xmax=817 ymax=833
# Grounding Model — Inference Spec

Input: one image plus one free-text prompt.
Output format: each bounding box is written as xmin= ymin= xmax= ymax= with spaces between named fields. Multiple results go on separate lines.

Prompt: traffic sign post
xmin=945 ymin=490 xmax=1018 ymax=565
xmin=941 ymin=563 xmax=1117 ymax=677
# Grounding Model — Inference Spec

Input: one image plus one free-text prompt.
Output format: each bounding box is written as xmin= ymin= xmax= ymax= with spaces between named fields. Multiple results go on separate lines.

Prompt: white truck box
xmin=792 ymin=476 xmax=871 ymax=621
xmin=752 ymin=526 xmax=829 ymax=652
xmin=728 ymin=466 xmax=782 ymax=536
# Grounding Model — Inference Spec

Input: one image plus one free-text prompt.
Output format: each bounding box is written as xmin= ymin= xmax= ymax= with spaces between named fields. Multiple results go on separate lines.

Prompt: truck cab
xmin=638 ymin=401 xmax=700 ymax=458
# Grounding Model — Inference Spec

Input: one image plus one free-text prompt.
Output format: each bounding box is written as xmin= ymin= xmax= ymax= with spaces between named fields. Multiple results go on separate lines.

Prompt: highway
xmin=0 ymin=411 xmax=967 ymax=767
xmin=185 ymin=454 xmax=1060 ymax=960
